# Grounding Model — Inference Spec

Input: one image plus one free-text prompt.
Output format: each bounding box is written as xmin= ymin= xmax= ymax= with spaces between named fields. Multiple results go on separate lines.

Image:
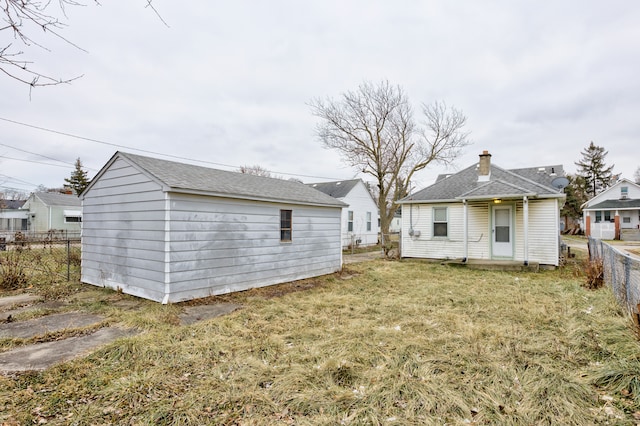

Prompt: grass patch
xmin=1 ymin=259 xmax=640 ymax=424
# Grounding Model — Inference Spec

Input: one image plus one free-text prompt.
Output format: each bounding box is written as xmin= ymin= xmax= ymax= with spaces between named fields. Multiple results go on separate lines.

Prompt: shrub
xmin=0 ymin=251 xmax=29 ymax=290
xmin=583 ymin=256 xmax=604 ymax=289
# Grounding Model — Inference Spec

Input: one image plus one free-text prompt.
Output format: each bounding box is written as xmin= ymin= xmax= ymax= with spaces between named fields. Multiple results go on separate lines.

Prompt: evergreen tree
xmin=560 ymin=174 xmax=588 ymax=227
xmin=574 ymin=141 xmax=614 ymax=197
xmin=64 ymin=158 xmax=90 ymax=195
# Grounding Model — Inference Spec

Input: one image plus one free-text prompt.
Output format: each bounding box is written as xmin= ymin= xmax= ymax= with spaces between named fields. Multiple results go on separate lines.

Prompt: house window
xmin=604 ymin=211 xmax=612 ymax=222
xmin=348 ymin=210 xmax=354 ymax=232
xmin=366 ymin=212 xmax=372 ymax=231
xmin=595 ymin=211 xmax=602 ymax=223
xmin=64 ymin=216 xmax=82 ymax=223
xmin=623 ymin=217 xmax=631 ymax=224
xmin=433 ymin=207 xmax=448 ymax=237
xmin=280 ymin=210 xmax=292 ymax=242
xmin=621 ymin=186 xmax=629 ymax=199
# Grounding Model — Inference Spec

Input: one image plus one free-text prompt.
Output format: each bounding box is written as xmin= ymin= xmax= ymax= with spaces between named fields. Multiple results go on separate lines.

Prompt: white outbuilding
xmin=80 ymin=152 xmax=347 ymax=303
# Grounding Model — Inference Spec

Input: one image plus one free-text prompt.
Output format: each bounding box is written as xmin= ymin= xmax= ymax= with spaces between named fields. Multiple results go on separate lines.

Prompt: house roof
xmin=582 ymin=178 xmax=640 ymax=209
xmin=306 ymin=179 xmax=361 ymax=199
xmin=86 ymin=152 xmax=347 ymax=208
xmin=584 ymin=199 xmax=640 ymax=210
xmin=33 ymin=192 xmax=81 ymax=207
xmin=400 ymin=161 xmax=565 ymax=203
xmin=0 ymin=200 xmax=26 ymax=210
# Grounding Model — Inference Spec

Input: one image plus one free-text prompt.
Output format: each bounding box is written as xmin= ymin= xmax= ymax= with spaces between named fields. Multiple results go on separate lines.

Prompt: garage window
xmin=280 ymin=210 xmax=292 ymax=242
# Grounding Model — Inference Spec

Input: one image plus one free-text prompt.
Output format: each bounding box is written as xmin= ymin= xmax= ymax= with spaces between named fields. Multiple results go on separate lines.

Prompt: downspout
xmin=523 ymin=196 xmax=529 ymax=266
xmin=462 ymin=199 xmax=468 ymax=263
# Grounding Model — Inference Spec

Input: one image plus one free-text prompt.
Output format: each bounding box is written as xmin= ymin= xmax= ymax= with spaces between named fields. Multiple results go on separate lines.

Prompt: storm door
xmin=492 ymin=205 xmax=513 ymax=258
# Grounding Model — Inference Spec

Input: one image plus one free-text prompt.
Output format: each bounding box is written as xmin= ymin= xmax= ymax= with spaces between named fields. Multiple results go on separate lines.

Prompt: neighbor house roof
xmin=306 ymin=179 xmax=361 ymax=199
xmin=584 ymin=199 xmax=640 ymax=210
xmin=0 ymin=200 xmax=26 ymax=210
xmin=33 ymin=192 xmax=81 ymax=207
xmin=85 ymin=152 xmax=347 ymax=208
xmin=400 ymin=162 xmax=565 ymax=203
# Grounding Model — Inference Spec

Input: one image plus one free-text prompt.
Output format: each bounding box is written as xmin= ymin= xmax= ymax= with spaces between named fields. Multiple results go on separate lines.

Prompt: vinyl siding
xmin=82 ymin=157 xmax=343 ymax=303
xmin=166 ymin=193 xmax=342 ymax=302
xmin=81 ymin=158 xmax=168 ymax=302
xmin=340 ymin=182 xmax=379 ymax=248
xmin=401 ymin=198 xmax=560 ymax=265
xmin=517 ymin=199 xmax=560 ymax=265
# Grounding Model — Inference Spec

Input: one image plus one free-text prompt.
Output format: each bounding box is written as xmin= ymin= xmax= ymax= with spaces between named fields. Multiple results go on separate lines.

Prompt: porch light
xmin=493 ymin=198 xmax=502 ymax=204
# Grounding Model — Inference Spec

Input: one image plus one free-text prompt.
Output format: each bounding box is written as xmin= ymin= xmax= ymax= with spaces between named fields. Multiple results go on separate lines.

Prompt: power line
xmin=0 ymin=174 xmax=38 ymax=187
xmin=0 ymin=155 xmax=75 ymax=169
xmin=0 ymin=142 xmax=96 ymax=170
xmin=0 ymin=116 xmax=343 ymax=181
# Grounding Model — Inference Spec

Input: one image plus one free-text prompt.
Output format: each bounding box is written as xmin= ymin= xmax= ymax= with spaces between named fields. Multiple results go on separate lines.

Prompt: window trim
xmin=621 ymin=186 xmax=629 ymax=198
xmin=366 ymin=211 xmax=372 ymax=232
xmin=347 ymin=210 xmax=354 ymax=232
xmin=280 ymin=209 xmax=292 ymax=242
xmin=432 ymin=206 xmax=448 ymax=238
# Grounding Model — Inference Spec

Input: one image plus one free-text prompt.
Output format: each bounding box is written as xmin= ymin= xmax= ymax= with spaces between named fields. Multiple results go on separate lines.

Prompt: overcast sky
xmin=1 ymin=1 xmax=638 ymax=197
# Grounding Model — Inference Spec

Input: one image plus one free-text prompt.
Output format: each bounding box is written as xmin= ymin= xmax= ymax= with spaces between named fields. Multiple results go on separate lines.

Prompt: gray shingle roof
xmin=585 ymin=199 xmax=640 ymax=210
xmin=306 ymin=179 xmax=361 ymax=199
xmin=401 ymin=161 xmax=565 ymax=203
xmin=34 ymin=192 xmax=81 ymax=207
xmin=113 ymin=152 xmax=347 ymax=208
xmin=0 ymin=200 xmax=26 ymax=209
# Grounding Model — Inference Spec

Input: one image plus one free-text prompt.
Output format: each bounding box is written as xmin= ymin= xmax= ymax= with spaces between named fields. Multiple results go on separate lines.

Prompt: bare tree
xmin=634 ymin=166 xmax=640 ymax=185
xmin=310 ymin=80 xmax=470 ymax=240
xmin=238 ymin=165 xmax=273 ymax=178
xmin=1 ymin=0 xmax=164 ymax=90
xmin=1 ymin=0 xmax=88 ymax=88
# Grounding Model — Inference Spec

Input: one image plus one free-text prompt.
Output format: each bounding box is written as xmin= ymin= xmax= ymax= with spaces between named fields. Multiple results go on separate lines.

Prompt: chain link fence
xmin=587 ymin=237 xmax=640 ymax=318
xmin=0 ymin=236 xmax=81 ymax=290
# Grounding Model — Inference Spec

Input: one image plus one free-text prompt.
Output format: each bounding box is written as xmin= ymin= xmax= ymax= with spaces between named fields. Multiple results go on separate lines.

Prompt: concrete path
xmin=563 ymin=237 xmax=640 ymax=260
xmin=0 ymin=294 xmax=241 ymax=374
xmin=0 ymin=312 xmax=105 ymax=339
xmin=0 ymin=327 xmax=137 ymax=373
xmin=180 ymin=303 xmax=241 ymax=325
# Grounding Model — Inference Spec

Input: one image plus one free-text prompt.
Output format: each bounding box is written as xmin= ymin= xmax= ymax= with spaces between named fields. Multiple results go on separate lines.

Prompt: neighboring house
xmin=0 ymin=199 xmax=28 ymax=241
xmin=21 ymin=192 xmax=82 ymax=236
xmin=81 ymin=151 xmax=347 ymax=303
xmin=389 ymin=210 xmax=402 ymax=234
xmin=582 ymin=178 xmax=640 ymax=241
xmin=307 ymin=179 xmax=379 ymax=248
xmin=398 ymin=151 xmax=566 ymax=267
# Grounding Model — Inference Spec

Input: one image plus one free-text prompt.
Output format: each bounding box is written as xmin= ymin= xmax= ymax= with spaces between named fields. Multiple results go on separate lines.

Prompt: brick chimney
xmin=478 ymin=150 xmax=491 ymax=181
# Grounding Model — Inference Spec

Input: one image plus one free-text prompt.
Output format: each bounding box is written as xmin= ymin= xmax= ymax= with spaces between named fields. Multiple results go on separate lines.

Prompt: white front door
xmin=492 ymin=206 xmax=513 ymax=258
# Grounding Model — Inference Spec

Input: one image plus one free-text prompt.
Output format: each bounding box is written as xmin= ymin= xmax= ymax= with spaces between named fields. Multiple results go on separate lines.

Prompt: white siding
xmin=585 ymin=179 xmax=640 ymax=207
xmin=340 ymin=182 xmax=379 ymax=248
xmin=82 ymin=157 xmax=343 ymax=303
xmin=401 ymin=198 xmax=561 ymax=266
xmin=514 ymin=199 xmax=560 ymax=265
xmin=165 ymin=193 xmax=342 ymax=302
xmin=81 ymin=158 xmax=168 ymax=302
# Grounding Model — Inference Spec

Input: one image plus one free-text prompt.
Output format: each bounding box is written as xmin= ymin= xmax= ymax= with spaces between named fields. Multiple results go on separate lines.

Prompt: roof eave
xmin=167 ymin=187 xmax=348 ymax=208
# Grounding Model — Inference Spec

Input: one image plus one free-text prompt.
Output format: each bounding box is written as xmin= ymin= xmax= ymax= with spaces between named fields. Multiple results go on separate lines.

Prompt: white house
xmin=21 ymin=192 xmax=82 ymax=237
xmin=0 ymin=199 xmax=28 ymax=242
xmin=81 ymin=152 xmax=347 ymax=303
xmin=582 ymin=178 xmax=640 ymax=241
xmin=398 ymin=151 xmax=567 ymax=267
xmin=307 ymin=179 xmax=379 ymax=248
